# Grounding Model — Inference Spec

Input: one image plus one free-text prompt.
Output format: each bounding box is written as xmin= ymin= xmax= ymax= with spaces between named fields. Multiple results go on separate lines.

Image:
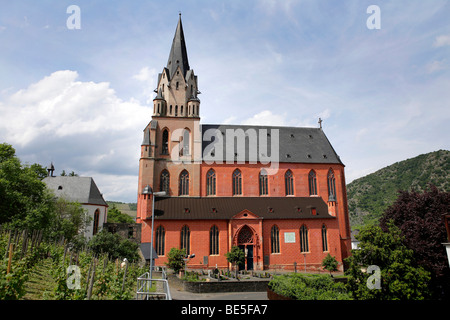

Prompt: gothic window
xmin=180 ymin=225 xmax=190 ymax=254
xmin=160 ymin=170 xmax=170 ymax=194
xmin=327 ymin=169 xmax=336 ymax=201
xmin=285 ymin=170 xmax=294 ymax=196
xmin=206 ymin=169 xmax=216 ymax=196
xmin=155 ymin=225 xmax=165 ymax=256
xmin=322 ymin=224 xmax=328 ymax=252
xmin=181 ymin=129 xmax=190 ymax=156
xmin=176 ymin=81 xmax=179 ymax=90
xmin=170 ymin=105 xmax=172 ymax=115
xmin=180 ymin=105 xmax=184 ymax=116
xmin=93 ymin=209 xmax=100 ymax=236
xmin=232 ymin=169 xmax=242 ymax=196
xmin=179 ymin=170 xmax=189 ymax=196
xmin=175 ymin=105 xmax=178 ymax=116
xmin=237 ymin=225 xmax=253 ymax=244
xmin=300 ymin=225 xmax=309 ymax=253
xmin=259 ymin=169 xmax=268 ymax=195
xmin=271 ymin=225 xmax=280 ymax=254
xmin=210 ymin=225 xmax=219 ymax=255
xmin=308 ymin=170 xmax=317 ymax=196
xmin=162 ymin=129 xmax=169 ymax=155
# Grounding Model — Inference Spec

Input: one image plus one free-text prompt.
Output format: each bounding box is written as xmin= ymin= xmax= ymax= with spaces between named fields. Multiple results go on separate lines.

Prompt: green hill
xmin=106 ymin=201 xmax=137 ymax=220
xmin=347 ymin=149 xmax=450 ymax=229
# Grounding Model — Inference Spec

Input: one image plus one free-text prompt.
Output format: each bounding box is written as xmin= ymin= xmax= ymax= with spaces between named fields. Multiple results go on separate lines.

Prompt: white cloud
xmin=0 ymin=70 xmax=150 ymax=202
xmin=241 ymin=110 xmax=288 ymax=126
xmin=426 ymin=59 xmax=447 ymax=73
xmin=132 ymin=66 xmax=158 ymax=104
xmin=433 ymin=34 xmax=450 ymax=47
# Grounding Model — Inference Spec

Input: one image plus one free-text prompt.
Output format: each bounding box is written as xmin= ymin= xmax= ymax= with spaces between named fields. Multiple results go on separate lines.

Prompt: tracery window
xmin=300 ymin=225 xmax=309 ymax=253
xmin=206 ymin=169 xmax=216 ymax=196
xmin=155 ymin=225 xmax=165 ymax=256
xmin=180 ymin=225 xmax=190 ymax=254
xmin=179 ymin=170 xmax=189 ymax=196
xmin=210 ymin=225 xmax=219 ymax=255
xmin=308 ymin=170 xmax=317 ymax=196
xmin=285 ymin=170 xmax=294 ymax=196
xmin=271 ymin=225 xmax=280 ymax=254
xmin=232 ymin=169 xmax=242 ymax=196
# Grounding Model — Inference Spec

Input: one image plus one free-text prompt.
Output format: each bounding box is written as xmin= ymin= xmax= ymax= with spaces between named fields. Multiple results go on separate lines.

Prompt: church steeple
xmin=152 ymin=14 xmax=200 ymax=119
xmin=166 ymin=14 xmax=190 ymax=79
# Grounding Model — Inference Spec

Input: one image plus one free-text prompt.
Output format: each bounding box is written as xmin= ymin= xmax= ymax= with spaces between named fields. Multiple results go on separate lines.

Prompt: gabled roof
xmin=166 ymin=14 xmax=190 ymax=79
xmin=43 ymin=176 xmax=107 ymax=206
xmin=151 ymin=196 xmax=334 ymax=220
xmin=201 ymin=124 xmax=343 ymax=165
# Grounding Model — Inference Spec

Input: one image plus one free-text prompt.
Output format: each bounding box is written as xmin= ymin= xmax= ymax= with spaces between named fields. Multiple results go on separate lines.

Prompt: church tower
xmin=137 ymin=15 xmax=201 ymax=227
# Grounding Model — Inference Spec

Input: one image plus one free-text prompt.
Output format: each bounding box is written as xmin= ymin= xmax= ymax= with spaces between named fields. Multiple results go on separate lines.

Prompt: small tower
xmin=47 ymin=162 xmax=55 ymax=177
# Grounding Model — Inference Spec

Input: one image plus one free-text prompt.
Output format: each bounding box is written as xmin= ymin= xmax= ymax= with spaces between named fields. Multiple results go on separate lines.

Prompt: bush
xmin=88 ymin=231 xmax=140 ymax=262
xmin=268 ymin=273 xmax=351 ymax=300
xmin=166 ymin=247 xmax=186 ymax=273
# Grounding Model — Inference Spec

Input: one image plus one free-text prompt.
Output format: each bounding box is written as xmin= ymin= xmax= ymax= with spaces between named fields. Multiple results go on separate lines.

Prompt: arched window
xmin=210 ymin=225 xmax=219 ymax=255
xmin=93 ymin=209 xmax=100 ymax=236
xmin=322 ymin=224 xmax=328 ymax=252
xmin=300 ymin=225 xmax=309 ymax=253
xmin=271 ymin=225 xmax=280 ymax=254
xmin=285 ymin=170 xmax=294 ymax=196
xmin=160 ymin=170 xmax=170 ymax=194
xmin=162 ymin=129 xmax=169 ymax=155
xmin=180 ymin=225 xmax=190 ymax=254
xmin=308 ymin=170 xmax=317 ymax=196
xmin=259 ymin=169 xmax=268 ymax=195
xmin=232 ymin=169 xmax=242 ymax=196
xmin=180 ymin=105 xmax=184 ymax=116
xmin=175 ymin=105 xmax=178 ymax=116
xmin=155 ymin=225 xmax=165 ymax=256
xmin=181 ymin=129 xmax=190 ymax=156
xmin=206 ymin=169 xmax=216 ymax=196
xmin=179 ymin=170 xmax=189 ymax=196
xmin=327 ymin=169 xmax=336 ymax=201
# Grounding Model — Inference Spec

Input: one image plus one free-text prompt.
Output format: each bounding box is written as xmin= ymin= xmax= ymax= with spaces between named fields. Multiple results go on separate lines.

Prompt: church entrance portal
xmin=237 ymin=225 xmax=254 ymax=271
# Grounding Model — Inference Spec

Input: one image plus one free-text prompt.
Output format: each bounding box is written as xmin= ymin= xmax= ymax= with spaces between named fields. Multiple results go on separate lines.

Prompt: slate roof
xmin=201 ymin=124 xmax=343 ymax=165
xmin=149 ymin=196 xmax=335 ymax=220
xmin=166 ymin=14 xmax=190 ymax=79
xmin=43 ymin=176 xmax=108 ymax=206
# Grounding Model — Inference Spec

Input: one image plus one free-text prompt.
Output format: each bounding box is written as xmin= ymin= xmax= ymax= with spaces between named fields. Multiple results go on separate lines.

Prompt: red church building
xmin=136 ymin=16 xmax=352 ymax=272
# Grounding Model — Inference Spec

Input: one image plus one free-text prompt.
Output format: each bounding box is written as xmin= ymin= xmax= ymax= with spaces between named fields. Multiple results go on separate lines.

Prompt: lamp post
xmin=142 ymin=185 xmax=166 ymax=285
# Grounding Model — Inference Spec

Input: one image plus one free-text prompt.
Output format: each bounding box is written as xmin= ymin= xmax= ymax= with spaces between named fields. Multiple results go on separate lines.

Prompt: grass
xmin=22 ymin=258 xmax=55 ymax=300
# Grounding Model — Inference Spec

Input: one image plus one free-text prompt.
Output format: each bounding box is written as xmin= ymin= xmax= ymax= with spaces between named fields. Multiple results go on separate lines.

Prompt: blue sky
xmin=0 ymin=1 xmax=449 ymax=203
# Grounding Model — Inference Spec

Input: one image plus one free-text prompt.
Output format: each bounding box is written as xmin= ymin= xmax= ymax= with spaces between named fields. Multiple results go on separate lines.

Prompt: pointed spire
xmin=166 ymin=14 xmax=190 ymax=79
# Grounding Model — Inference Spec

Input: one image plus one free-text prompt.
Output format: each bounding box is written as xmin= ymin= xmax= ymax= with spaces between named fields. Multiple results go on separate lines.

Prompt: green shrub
xmin=268 ymin=273 xmax=351 ymax=300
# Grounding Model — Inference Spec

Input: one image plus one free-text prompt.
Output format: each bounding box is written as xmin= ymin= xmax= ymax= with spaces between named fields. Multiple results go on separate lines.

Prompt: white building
xmin=43 ymin=175 xmax=108 ymax=239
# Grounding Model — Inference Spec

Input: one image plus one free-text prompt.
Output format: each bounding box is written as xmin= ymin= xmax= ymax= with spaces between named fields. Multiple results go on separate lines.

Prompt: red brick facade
xmin=136 ymin=16 xmax=351 ymax=272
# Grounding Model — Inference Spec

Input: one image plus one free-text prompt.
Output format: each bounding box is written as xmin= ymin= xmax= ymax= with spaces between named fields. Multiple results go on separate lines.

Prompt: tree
xmin=48 ymin=197 xmax=91 ymax=243
xmin=0 ymin=143 xmax=54 ymax=230
xmin=322 ymin=253 xmax=338 ymax=276
xmin=89 ymin=230 xmax=140 ymax=262
xmin=166 ymin=247 xmax=186 ymax=273
xmin=225 ymin=246 xmax=245 ymax=278
xmin=345 ymin=222 xmax=431 ymax=300
xmin=107 ymin=205 xmax=135 ymax=223
xmin=379 ymin=185 xmax=450 ymax=299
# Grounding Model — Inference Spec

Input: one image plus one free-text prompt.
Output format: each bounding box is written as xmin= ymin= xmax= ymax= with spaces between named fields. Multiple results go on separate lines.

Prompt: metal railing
xmin=136 ymin=267 xmax=172 ymax=300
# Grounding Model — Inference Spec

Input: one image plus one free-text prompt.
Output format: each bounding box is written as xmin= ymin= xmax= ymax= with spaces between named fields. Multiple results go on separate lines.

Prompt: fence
xmin=136 ymin=267 xmax=172 ymax=300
